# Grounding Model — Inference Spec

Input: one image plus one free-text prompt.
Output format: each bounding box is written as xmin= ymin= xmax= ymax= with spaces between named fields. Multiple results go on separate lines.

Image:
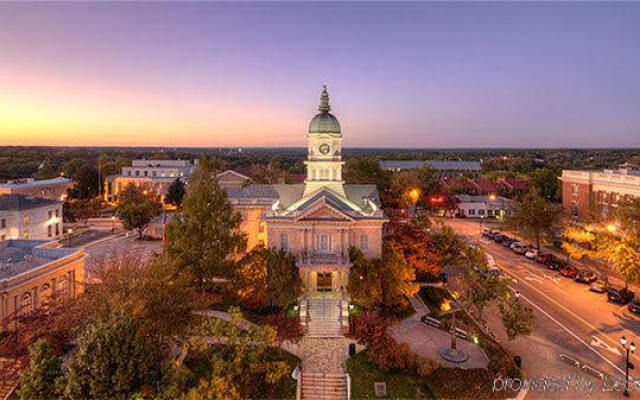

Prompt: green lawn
xmin=346 ymin=350 xmax=434 ymax=399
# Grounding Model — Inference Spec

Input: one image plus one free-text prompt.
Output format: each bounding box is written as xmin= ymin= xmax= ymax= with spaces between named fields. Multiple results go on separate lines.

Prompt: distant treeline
xmin=1 ymin=146 xmax=639 ymax=181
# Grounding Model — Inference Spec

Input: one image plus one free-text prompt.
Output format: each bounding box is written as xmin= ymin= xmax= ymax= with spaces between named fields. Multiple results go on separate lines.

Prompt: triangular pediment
xmin=295 ymin=196 xmax=354 ymax=222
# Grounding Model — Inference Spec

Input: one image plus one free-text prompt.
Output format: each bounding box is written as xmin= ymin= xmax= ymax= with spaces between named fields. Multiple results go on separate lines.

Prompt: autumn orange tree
xmin=387 ymin=219 xmax=441 ymax=281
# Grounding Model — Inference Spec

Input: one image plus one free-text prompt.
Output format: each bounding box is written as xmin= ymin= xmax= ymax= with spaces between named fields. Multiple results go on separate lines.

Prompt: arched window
xmin=20 ymin=292 xmax=33 ymax=317
xmin=40 ymin=284 xmax=51 ymax=304
xmin=57 ymin=276 xmax=69 ymax=296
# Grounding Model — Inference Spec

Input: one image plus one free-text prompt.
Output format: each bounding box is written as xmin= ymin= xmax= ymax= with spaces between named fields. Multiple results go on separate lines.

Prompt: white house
xmin=455 ymin=194 xmax=512 ymax=219
xmin=0 ymin=195 xmax=63 ymax=241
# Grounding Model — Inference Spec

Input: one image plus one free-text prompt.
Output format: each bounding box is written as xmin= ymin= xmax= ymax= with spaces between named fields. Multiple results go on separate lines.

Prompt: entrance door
xmin=316 ymin=272 xmax=333 ymax=292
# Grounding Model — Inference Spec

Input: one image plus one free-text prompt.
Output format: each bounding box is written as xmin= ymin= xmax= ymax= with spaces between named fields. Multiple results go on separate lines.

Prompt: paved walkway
xmin=299 ymin=337 xmax=350 ymax=373
xmin=391 ymin=316 xmax=489 ymax=369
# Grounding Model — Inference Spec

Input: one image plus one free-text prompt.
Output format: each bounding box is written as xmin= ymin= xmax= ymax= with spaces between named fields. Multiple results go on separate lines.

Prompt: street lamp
xmin=407 ymin=188 xmax=421 ymax=217
xmin=67 ymin=228 xmax=73 ymax=247
xmin=621 ymin=336 xmax=635 ymax=397
xmin=607 ymin=224 xmax=617 ymax=233
xmin=110 ymin=215 xmax=116 ymax=233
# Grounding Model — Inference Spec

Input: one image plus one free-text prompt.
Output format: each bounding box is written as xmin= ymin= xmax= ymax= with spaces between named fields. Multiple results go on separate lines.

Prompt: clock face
xmin=319 ymin=143 xmax=330 ymax=155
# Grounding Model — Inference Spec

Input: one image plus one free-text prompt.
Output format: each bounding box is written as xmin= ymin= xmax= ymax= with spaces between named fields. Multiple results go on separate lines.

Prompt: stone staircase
xmin=302 ymin=372 xmax=347 ymax=400
xmin=306 ymin=297 xmax=343 ymax=338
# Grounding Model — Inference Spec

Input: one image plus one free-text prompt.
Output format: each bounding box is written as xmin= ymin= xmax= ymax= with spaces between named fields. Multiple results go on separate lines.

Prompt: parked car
xmin=481 ymin=228 xmax=492 ymax=238
xmin=559 ymin=265 xmax=579 ymax=278
xmin=525 ymin=249 xmax=539 ymax=260
xmin=536 ymin=252 xmax=554 ymax=264
xmin=574 ymin=270 xmax=598 ymax=284
xmin=590 ymin=279 xmax=614 ymax=293
xmin=501 ymin=237 xmax=516 ymax=247
xmin=492 ymin=233 xmax=504 ymax=242
xmin=607 ymin=288 xmax=635 ymax=304
xmin=628 ymin=300 xmax=640 ymax=315
xmin=487 ymin=266 xmax=502 ymax=277
xmin=511 ymin=242 xmax=530 ymax=255
xmin=545 ymin=259 xmax=567 ymax=271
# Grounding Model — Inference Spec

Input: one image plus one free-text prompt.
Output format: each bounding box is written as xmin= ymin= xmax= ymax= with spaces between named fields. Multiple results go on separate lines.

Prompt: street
xmin=443 ymin=218 xmax=640 ymax=399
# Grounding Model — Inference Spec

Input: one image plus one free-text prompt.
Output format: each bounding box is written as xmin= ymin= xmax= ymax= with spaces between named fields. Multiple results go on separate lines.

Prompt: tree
xmin=343 ymin=157 xmax=390 ymax=187
xmin=388 ymin=170 xmax=423 ymax=210
xmin=18 ymin=340 xmax=63 ymax=400
xmin=463 ymin=267 xmax=509 ymax=320
xmin=234 ymin=247 xmax=302 ymax=310
xmin=78 ymin=255 xmax=204 ymax=343
xmin=503 ymin=190 xmax=564 ymax=249
xmin=431 ymin=226 xmax=473 ymax=267
xmin=116 ymin=184 xmax=162 ymax=238
xmin=165 ymin=178 xmax=186 ymax=208
xmin=70 ymin=163 xmax=99 ymax=199
xmin=415 ymin=165 xmax=440 ymax=198
xmin=64 ymin=311 xmax=162 ymax=400
xmin=166 ymin=157 xmax=246 ymax=288
xmin=388 ymin=221 xmax=441 ymax=280
xmin=498 ymin=296 xmax=535 ymax=341
xmin=184 ymin=308 xmax=291 ymax=400
xmin=530 ymin=168 xmax=560 ymax=202
xmin=249 ymin=158 xmax=288 ymax=184
xmin=347 ymin=244 xmax=417 ymax=309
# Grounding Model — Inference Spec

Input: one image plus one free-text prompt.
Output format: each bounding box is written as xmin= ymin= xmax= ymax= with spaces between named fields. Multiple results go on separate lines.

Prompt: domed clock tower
xmin=303 ymin=85 xmax=346 ymax=197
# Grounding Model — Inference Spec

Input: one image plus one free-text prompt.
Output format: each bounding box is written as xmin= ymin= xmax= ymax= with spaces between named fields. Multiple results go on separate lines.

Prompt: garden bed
xmin=346 ymin=350 xmax=434 ymax=399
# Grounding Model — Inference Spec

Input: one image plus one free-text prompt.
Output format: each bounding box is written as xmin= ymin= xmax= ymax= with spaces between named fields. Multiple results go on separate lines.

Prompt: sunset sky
xmin=1 ymin=2 xmax=639 ymax=148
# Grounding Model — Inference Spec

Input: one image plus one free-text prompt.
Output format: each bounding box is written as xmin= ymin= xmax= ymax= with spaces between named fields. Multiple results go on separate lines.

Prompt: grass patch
xmin=346 ymin=350 xmax=434 ymax=399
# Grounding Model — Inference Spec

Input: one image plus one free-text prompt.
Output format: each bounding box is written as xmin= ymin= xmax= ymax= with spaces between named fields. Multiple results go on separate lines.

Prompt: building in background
xmin=0 ymin=240 xmax=86 ymax=332
xmin=455 ymin=194 xmax=512 ymax=219
xmin=104 ymin=159 xmax=196 ymax=206
xmin=0 ymin=195 xmax=63 ymax=241
xmin=560 ymin=164 xmax=640 ymax=221
xmin=0 ymin=177 xmax=73 ymax=201
xmin=379 ymin=160 xmax=482 ymax=178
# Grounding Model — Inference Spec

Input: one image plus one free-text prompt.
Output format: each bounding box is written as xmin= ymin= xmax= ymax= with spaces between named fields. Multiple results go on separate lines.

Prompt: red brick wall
xmin=562 ymin=181 xmax=592 ymax=220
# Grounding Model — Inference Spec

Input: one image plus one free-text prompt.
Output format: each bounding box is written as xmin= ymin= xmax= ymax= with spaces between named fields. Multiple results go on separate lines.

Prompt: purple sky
xmin=1 ymin=2 xmax=639 ymax=147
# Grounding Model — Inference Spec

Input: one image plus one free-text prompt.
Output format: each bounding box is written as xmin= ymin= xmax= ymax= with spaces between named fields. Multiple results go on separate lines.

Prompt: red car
xmin=536 ymin=252 xmax=554 ymax=264
xmin=559 ymin=265 xmax=579 ymax=278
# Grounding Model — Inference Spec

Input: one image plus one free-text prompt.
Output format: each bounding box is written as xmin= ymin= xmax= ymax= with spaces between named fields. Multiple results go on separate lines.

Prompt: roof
xmin=308 ymin=86 xmax=341 ymax=134
xmin=0 ymin=177 xmax=72 ymax=189
xmin=0 ymin=195 xmax=62 ymax=211
xmin=0 ymin=240 xmax=81 ymax=281
xmin=379 ymin=160 xmax=481 ymax=171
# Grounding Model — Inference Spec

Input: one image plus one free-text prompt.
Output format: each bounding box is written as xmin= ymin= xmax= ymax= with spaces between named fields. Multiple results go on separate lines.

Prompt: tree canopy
xmin=503 ymin=190 xmax=564 ymax=249
xmin=165 ymin=157 xmax=246 ymax=287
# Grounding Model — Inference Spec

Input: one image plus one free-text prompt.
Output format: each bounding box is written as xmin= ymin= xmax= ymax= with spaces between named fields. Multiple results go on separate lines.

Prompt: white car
xmin=525 ymin=249 xmax=539 ymax=260
xmin=511 ymin=242 xmax=530 ymax=255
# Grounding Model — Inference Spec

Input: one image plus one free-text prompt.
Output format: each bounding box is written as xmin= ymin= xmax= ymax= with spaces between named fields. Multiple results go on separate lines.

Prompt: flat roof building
xmin=0 ymin=195 xmax=63 ymax=241
xmin=0 ymin=177 xmax=73 ymax=201
xmin=560 ymin=165 xmax=640 ymax=221
xmin=0 ymin=240 xmax=86 ymax=331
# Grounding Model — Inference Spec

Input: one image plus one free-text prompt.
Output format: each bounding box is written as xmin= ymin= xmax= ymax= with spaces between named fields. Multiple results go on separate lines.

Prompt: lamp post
xmin=621 ymin=336 xmax=635 ymax=397
xmin=67 ymin=228 xmax=73 ymax=247
xmin=110 ymin=215 xmax=116 ymax=233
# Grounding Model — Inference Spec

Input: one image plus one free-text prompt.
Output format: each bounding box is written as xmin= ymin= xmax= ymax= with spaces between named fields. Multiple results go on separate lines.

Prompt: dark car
xmin=628 ymin=300 xmax=640 ymax=315
xmin=575 ymin=270 xmax=598 ymax=284
xmin=546 ymin=259 xmax=567 ymax=271
xmin=559 ymin=265 xmax=579 ymax=278
xmin=607 ymin=288 xmax=635 ymax=305
xmin=492 ymin=234 xmax=505 ymax=242
xmin=535 ymin=252 xmax=554 ymax=264
xmin=501 ymin=237 xmax=516 ymax=247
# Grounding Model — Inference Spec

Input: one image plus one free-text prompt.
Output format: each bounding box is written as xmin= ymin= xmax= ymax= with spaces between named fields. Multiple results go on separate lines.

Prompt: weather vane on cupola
xmin=319 ymin=84 xmax=331 ymax=113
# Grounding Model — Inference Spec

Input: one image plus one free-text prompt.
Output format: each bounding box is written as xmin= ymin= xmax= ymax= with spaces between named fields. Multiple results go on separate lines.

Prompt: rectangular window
xmin=280 ymin=233 xmax=289 ymax=251
xmin=0 ymin=218 xmax=5 ymax=229
xmin=478 ymin=209 xmax=485 ymax=215
xmin=48 ymin=225 xmax=52 ymax=237
xmin=469 ymin=209 xmax=476 ymax=215
xmin=55 ymin=223 xmax=59 ymax=236
xmin=23 ymin=214 xmax=29 ymax=225
xmin=48 ymin=210 xmax=53 ymax=219
xmin=571 ymin=184 xmax=579 ymax=196
xmin=360 ymin=235 xmax=368 ymax=251
xmin=55 ymin=209 xmax=59 ymax=218
xmin=317 ymin=234 xmax=331 ymax=252
xmin=0 ymin=235 xmax=5 ymax=241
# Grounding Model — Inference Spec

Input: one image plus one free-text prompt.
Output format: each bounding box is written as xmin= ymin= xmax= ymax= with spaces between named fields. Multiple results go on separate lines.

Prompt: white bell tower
xmin=304 ymin=86 xmax=346 ymax=197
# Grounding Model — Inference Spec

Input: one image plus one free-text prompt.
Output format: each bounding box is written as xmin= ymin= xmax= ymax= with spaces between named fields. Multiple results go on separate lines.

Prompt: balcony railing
xmin=297 ymin=252 xmax=350 ymax=266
